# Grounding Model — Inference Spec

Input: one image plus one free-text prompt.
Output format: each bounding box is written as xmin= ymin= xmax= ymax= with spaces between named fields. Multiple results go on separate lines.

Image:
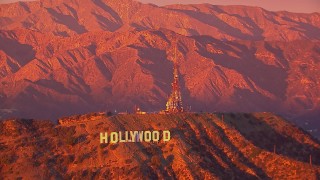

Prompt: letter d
xmin=163 ymin=130 xmax=171 ymax=142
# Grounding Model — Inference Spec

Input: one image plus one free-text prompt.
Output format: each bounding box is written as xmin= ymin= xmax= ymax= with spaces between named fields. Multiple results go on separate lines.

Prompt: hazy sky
xmin=140 ymin=0 xmax=320 ymax=13
xmin=0 ymin=0 xmax=319 ymax=13
xmin=0 ymin=0 xmax=34 ymax=4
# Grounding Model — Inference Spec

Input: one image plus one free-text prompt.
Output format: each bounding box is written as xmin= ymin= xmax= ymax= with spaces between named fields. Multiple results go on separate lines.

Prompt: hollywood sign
xmin=100 ymin=130 xmax=171 ymax=144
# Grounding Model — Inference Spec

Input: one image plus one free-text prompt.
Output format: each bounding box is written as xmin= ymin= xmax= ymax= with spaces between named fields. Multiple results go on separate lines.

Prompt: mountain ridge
xmin=1 ymin=0 xmax=320 ymax=40
xmin=0 ymin=0 xmax=319 ymax=138
xmin=1 ymin=112 xmax=320 ymax=179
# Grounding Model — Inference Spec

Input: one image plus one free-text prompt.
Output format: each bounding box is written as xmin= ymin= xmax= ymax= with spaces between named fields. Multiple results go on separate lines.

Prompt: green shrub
xmin=65 ymin=136 xmax=77 ymax=146
xmin=56 ymin=126 xmax=77 ymax=146
xmin=249 ymin=148 xmax=262 ymax=159
xmin=0 ymin=154 xmax=16 ymax=164
xmin=33 ymin=160 xmax=41 ymax=167
xmin=109 ymin=144 xmax=118 ymax=150
xmin=125 ymin=159 xmax=133 ymax=164
xmin=151 ymin=156 xmax=161 ymax=167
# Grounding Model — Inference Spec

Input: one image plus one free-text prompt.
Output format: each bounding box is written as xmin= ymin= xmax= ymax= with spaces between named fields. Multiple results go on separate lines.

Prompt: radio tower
xmin=166 ymin=45 xmax=183 ymax=113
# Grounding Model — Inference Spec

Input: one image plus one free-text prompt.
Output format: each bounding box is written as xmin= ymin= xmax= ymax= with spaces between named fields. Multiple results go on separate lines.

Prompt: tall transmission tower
xmin=165 ymin=44 xmax=183 ymax=113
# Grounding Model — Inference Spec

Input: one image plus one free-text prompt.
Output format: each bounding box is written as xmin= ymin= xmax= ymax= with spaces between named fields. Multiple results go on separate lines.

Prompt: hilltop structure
xmin=165 ymin=46 xmax=183 ymax=113
xmin=134 ymin=105 xmax=147 ymax=114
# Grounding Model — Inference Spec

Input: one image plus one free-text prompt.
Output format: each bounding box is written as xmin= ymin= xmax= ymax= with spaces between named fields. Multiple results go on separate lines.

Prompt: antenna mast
xmin=165 ymin=42 xmax=183 ymax=113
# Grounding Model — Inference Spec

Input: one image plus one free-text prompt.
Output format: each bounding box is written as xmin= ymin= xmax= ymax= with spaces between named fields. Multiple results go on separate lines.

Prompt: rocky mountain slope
xmin=1 ymin=0 xmax=319 ymax=41
xmin=0 ymin=0 xmax=319 ymax=136
xmin=0 ymin=113 xmax=319 ymax=179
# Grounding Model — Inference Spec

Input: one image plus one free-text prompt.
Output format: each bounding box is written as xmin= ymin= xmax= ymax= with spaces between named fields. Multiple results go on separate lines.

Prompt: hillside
xmin=0 ymin=0 xmax=319 ymax=137
xmin=0 ymin=112 xmax=319 ymax=179
xmin=0 ymin=0 xmax=319 ymax=41
xmin=0 ymin=28 xmax=319 ymax=130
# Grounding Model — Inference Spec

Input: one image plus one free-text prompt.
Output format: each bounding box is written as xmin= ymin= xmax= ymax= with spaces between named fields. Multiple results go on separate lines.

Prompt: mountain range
xmin=0 ymin=0 xmax=319 ymax=136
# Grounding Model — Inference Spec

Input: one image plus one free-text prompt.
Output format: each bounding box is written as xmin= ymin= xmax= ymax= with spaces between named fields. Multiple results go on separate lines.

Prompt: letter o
xmin=110 ymin=132 xmax=119 ymax=143
xmin=144 ymin=131 xmax=151 ymax=142
xmin=152 ymin=131 xmax=160 ymax=142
